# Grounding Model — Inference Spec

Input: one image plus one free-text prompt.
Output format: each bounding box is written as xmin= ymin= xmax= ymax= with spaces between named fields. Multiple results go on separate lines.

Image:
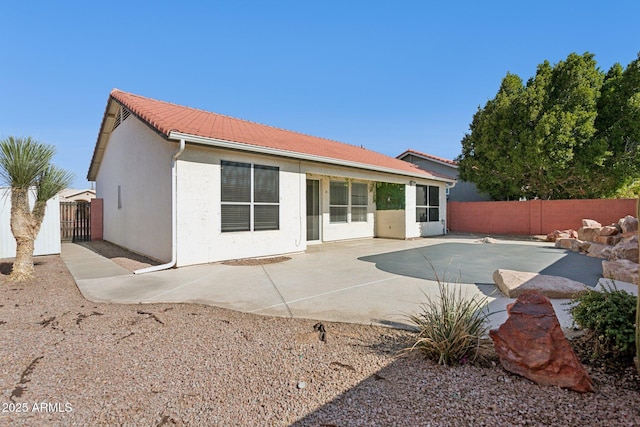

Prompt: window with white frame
xmin=416 ymin=184 xmax=439 ymax=222
xmin=221 ymin=161 xmax=279 ymax=232
xmin=330 ymin=181 xmax=368 ymax=223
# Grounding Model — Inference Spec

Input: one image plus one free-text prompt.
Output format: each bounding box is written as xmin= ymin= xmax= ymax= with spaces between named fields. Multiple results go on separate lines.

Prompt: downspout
xmin=443 ymin=181 xmax=456 ymax=235
xmin=134 ymin=139 xmax=186 ymax=274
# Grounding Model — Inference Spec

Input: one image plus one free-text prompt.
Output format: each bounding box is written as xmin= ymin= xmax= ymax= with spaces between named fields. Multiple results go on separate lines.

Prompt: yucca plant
xmin=0 ymin=137 xmax=74 ymax=281
xmin=406 ymin=276 xmax=491 ymax=366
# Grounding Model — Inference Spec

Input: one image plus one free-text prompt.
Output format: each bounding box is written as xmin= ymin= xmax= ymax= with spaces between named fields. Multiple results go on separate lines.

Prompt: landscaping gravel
xmin=1 ymin=251 xmax=639 ymax=426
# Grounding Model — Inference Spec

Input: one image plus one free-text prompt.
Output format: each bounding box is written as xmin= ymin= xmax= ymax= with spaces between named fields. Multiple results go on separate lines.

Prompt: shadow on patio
xmin=358 ymin=242 xmax=603 ymax=287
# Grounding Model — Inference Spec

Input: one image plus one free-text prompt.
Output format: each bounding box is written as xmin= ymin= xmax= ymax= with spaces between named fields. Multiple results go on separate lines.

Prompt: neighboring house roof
xmin=88 ymin=90 xmax=454 ymax=183
xmin=59 ymin=188 xmax=96 ymax=203
xmin=397 ymin=149 xmax=459 ymax=168
xmin=59 ymin=188 xmax=96 ymax=200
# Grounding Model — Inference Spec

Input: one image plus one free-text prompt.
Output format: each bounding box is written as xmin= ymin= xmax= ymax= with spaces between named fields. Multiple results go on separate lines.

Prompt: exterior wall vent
xmin=112 ymin=106 xmax=130 ymax=131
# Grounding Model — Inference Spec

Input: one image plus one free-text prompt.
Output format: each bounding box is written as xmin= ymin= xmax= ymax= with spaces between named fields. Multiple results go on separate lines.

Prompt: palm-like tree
xmin=0 ymin=137 xmax=74 ymax=281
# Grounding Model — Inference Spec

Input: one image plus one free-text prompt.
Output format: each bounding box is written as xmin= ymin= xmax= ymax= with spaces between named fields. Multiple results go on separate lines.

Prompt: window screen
xmin=330 ymin=181 xmax=348 ymax=223
xmin=221 ymin=161 xmax=251 ymax=202
xmin=221 ymin=161 xmax=279 ymax=232
xmin=351 ymin=182 xmax=368 ymax=222
xmin=254 ymin=165 xmax=279 ymax=203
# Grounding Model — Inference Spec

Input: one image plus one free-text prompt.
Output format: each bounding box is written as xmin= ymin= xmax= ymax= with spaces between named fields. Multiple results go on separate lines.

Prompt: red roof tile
xmin=93 ymin=89 xmax=452 ymax=181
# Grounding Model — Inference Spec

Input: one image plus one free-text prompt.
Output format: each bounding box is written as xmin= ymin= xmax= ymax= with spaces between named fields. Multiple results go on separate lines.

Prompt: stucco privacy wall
xmin=447 ymin=198 xmax=637 ymax=235
xmin=95 ymin=115 xmax=173 ymax=262
xmin=0 ymin=188 xmax=61 ymax=258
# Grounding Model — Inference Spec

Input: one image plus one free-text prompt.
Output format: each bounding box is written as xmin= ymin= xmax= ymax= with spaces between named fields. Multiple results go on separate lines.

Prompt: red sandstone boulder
xmin=612 ymin=235 xmax=639 ymax=263
xmin=578 ymin=226 xmax=602 ymax=242
xmin=493 ymin=269 xmax=589 ymax=299
xmin=489 ymin=292 xmax=594 ymax=393
xmin=599 ymin=225 xmax=619 ymax=236
xmin=546 ymin=229 xmax=577 ymax=242
xmin=582 ymin=219 xmax=602 ymax=228
xmin=586 ymin=243 xmax=614 ymax=259
xmin=603 ymin=259 xmax=639 ymax=284
xmin=593 ymin=235 xmax=622 ymax=246
xmin=555 ymin=238 xmax=590 ymax=252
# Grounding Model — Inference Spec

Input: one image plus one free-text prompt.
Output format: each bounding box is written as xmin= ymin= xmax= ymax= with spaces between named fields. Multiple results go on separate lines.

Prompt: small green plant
xmin=569 ymin=281 xmax=637 ymax=359
xmin=405 ymin=277 xmax=490 ymax=366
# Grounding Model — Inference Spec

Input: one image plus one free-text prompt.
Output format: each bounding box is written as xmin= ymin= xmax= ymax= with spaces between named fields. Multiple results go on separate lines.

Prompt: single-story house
xmin=397 ymin=149 xmax=490 ymax=202
xmin=59 ymin=188 xmax=96 ymax=203
xmin=87 ymin=90 xmax=455 ymax=270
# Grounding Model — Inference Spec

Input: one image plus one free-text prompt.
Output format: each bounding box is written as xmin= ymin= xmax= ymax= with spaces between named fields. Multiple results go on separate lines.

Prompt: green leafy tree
xmin=459 ymin=52 xmax=619 ymax=199
xmin=458 ymin=73 xmax=527 ymax=199
xmin=0 ymin=137 xmax=74 ymax=281
xmin=596 ymin=54 xmax=640 ymax=196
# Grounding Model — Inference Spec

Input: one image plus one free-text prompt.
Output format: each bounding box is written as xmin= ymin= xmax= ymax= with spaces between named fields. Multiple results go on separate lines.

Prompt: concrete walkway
xmin=61 ymin=237 xmax=633 ymax=330
xmin=61 ymin=243 xmax=131 ymax=279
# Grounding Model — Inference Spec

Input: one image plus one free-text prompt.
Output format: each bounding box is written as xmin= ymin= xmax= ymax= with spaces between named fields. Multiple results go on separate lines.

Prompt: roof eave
xmin=87 ymin=97 xmax=121 ymax=181
xmin=397 ymin=149 xmax=459 ymax=169
xmin=169 ymin=131 xmax=455 ymax=184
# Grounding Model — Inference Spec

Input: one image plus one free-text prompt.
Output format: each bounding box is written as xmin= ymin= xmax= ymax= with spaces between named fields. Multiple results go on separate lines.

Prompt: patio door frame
xmin=306 ymin=179 xmax=321 ymax=243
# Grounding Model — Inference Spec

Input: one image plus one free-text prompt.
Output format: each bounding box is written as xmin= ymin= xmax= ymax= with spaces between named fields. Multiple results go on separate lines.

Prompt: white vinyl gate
xmin=0 ymin=188 xmax=61 ymax=259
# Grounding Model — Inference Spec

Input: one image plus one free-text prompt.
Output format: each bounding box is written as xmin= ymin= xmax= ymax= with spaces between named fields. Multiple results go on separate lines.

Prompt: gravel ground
xmin=1 ymin=248 xmax=640 ymax=426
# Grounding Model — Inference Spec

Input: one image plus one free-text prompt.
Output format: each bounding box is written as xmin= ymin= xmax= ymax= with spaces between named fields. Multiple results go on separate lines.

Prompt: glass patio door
xmin=306 ymin=179 xmax=320 ymax=241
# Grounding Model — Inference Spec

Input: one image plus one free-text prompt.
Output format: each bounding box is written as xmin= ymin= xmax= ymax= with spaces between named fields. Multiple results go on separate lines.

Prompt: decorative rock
xmin=619 ymin=215 xmax=639 ymax=234
xmin=489 ymin=292 xmax=594 ymax=393
xmin=586 ymin=243 xmax=614 ymax=259
xmin=582 ymin=219 xmax=602 ymax=228
xmin=592 ymin=235 xmax=622 ymax=246
xmin=599 ymin=225 xmax=619 ymax=236
xmin=611 ymin=235 xmax=639 ymax=263
xmin=546 ymin=229 xmax=577 ymax=242
xmin=578 ymin=226 xmax=602 ymax=242
xmin=476 ymin=237 xmax=499 ymax=244
xmin=493 ymin=269 xmax=589 ymax=299
xmin=555 ymin=238 xmax=590 ymax=253
xmin=602 ymin=259 xmax=639 ymax=285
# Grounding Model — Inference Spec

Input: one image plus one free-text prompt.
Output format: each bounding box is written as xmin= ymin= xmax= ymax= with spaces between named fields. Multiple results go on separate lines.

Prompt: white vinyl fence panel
xmin=0 ymin=188 xmax=61 ymax=258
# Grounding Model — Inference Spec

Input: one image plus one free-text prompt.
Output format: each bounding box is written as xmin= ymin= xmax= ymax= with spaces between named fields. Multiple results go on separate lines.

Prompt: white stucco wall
xmin=175 ymin=146 xmax=307 ymax=266
xmin=94 ymin=115 xmax=174 ymax=262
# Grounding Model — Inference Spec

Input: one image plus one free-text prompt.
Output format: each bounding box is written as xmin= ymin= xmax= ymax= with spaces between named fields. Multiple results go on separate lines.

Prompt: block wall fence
xmin=447 ymin=199 xmax=636 ymax=236
xmin=90 ymin=198 xmax=103 ymax=241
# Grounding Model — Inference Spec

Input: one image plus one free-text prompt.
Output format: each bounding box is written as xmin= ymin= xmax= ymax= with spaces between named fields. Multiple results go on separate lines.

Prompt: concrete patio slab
xmin=62 ymin=236 xmax=610 ymax=331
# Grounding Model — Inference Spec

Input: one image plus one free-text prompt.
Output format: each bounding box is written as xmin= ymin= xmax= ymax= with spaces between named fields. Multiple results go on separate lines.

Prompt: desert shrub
xmin=569 ymin=281 xmax=637 ymax=359
xmin=406 ymin=278 xmax=490 ymax=366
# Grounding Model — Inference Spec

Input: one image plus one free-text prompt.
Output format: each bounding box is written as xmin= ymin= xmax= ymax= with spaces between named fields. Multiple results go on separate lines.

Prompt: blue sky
xmin=1 ymin=1 xmax=639 ymax=188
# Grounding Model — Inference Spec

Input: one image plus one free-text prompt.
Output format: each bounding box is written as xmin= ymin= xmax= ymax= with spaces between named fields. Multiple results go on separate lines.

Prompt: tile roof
xmin=397 ymin=149 xmax=458 ymax=166
xmin=89 ymin=89 xmax=453 ymax=181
